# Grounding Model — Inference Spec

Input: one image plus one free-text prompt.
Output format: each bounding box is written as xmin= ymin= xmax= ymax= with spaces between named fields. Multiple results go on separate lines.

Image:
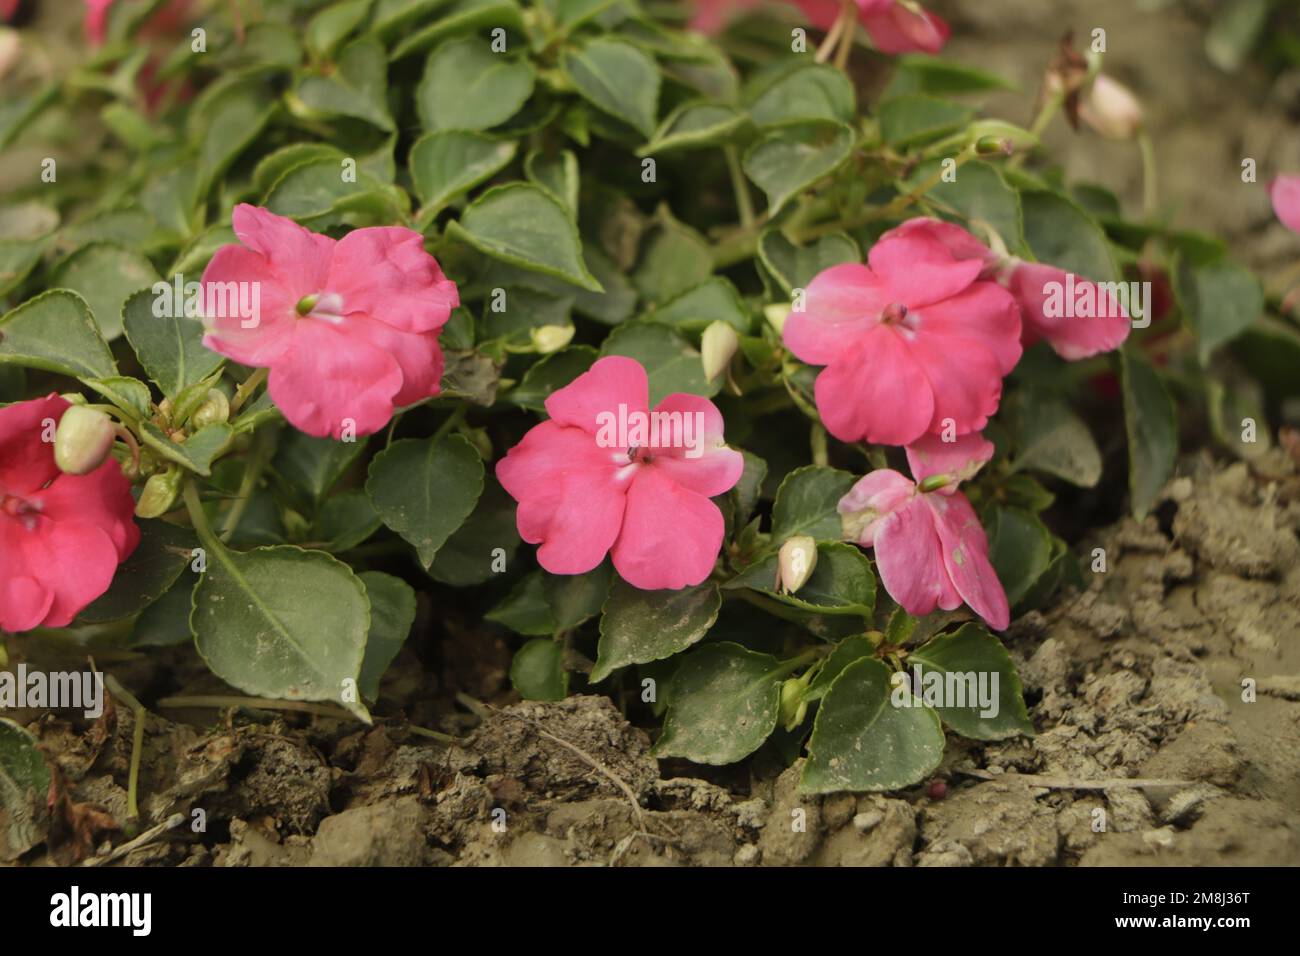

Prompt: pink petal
xmin=0 ymin=394 xmax=65 ymax=495
xmin=643 ymin=393 xmax=744 ymax=497
xmin=905 ymin=432 xmax=994 ymax=491
xmin=346 ymin=315 xmax=446 ymax=408
xmin=230 ymin=204 xmax=333 ymax=298
xmin=873 ymin=495 xmax=955 ymax=617
xmin=0 ymin=520 xmax=54 ymax=632
xmin=869 ymin=232 xmax=984 ymax=308
xmin=1007 ymin=262 xmax=1130 ymax=361
xmin=612 ymin=466 xmax=723 ymax=589
xmin=862 ymin=3 xmax=949 ymax=54
xmin=793 ymin=0 xmax=841 ymax=30
xmin=911 ymin=275 xmax=1022 ymax=377
xmin=879 ymin=217 xmax=997 ymax=271
xmin=927 ymin=492 xmax=1010 ymax=630
xmin=783 ymin=262 xmax=889 ymax=366
xmin=838 ymin=469 xmax=915 ymax=547
xmin=545 ymin=355 xmax=650 ymax=435
xmin=266 ymin=319 xmax=404 ymax=439
xmin=7 ymin=518 xmax=120 ymax=629
xmin=1270 ymin=175 xmax=1300 ymax=234
xmin=200 ymin=245 xmax=298 ymax=367
xmin=329 ymin=227 xmax=459 ymax=334
xmin=34 ymin=461 xmax=141 ymax=562
xmin=496 ymin=421 xmax=627 ymax=575
xmin=816 ymin=325 xmax=935 ymax=445
xmin=908 ymin=329 xmax=1005 ymax=438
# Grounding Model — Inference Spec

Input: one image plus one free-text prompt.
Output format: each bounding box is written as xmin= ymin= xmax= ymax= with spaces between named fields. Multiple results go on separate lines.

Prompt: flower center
xmin=881 ymin=302 xmax=909 ymax=325
xmin=0 ymin=492 xmax=41 ymax=530
xmin=295 ymin=294 xmax=319 ymax=316
xmin=295 ymin=292 xmax=346 ymax=323
xmin=627 ymin=446 xmax=653 ymax=464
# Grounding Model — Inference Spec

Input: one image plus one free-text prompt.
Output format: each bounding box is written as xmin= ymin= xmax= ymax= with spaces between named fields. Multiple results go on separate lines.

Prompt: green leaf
xmin=273 ymin=430 xmax=367 ymax=508
xmin=591 ymin=580 xmax=720 ymax=683
xmin=50 ymin=243 xmax=158 ymax=341
xmin=80 ymin=375 xmax=152 ymax=422
xmin=191 ymin=79 xmax=275 ymax=193
xmin=750 ymin=64 xmax=854 ymax=127
xmin=121 ymin=288 xmax=224 ymax=398
xmin=1020 ymin=189 xmax=1116 ymax=282
xmin=389 ymin=0 xmax=525 ymax=61
xmin=510 ymin=639 xmax=568 ymax=701
xmin=447 ymin=184 xmax=602 ymax=291
xmin=506 ymin=345 xmax=597 ymax=411
xmin=366 ymin=434 xmax=485 ymax=567
xmin=563 ymin=37 xmax=660 ymax=138
xmin=801 ymin=658 xmax=945 ymax=794
xmin=905 ymin=160 xmax=1024 ymax=254
xmin=909 ymin=623 xmax=1034 ymax=740
xmin=1120 ymin=348 xmax=1177 ymax=519
xmin=878 ymin=93 xmax=973 ymax=148
xmin=523 ymin=149 xmax=579 ymax=214
xmin=805 ymin=635 xmax=876 ymax=703
xmin=130 ymin=572 xmax=200 ymax=647
xmin=357 ymin=571 xmax=417 ymax=702
xmin=987 ymin=505 xmax=1053 ymax=607
xmin=757 ymin=229 xmax=859 ymax=296
xmin=192 ymin=543 xmax=372 ymax=721
xmin=1006 ymin=392 xmax=1102 ymax=487
xmin=79 ymin=521 xmax=196 ymax=624
xmin=294 ymin=36 xmax=394 ymax=131
xmin=639 ymin=102 xmax=745 ymax=154
xmin=546 ymin=562 xmax=613 ymax=633
xmin=315 ymin=489 xmax=383 ymax=551
xmin=743 ymin=120 xmax=854 ymax=215
xmin=428 ymin=478 xmax=521 ymax=585
xmin=769 ymin=465 xmax=856 ymax=544
xmin=1205 ymin=0 xmax=1271 ymax=72
xmin=417 ymin=36 xmax=534 ymax=132
xmin=262 ymin=157 xmax=389 ymax=222
xmin=724 ymin=541 xmax=875 ymax=617
xmin=646 ymin=277 xmax=751 ymax=334
xmin=485 ymin=571 xmax=556 ymax=636
xmin=253 ymin=144 xmax=346 ymax=194
xmin=1175 ymin=257 xmax=1262 ymax=364
xmin=305 ymin=0 xmax=371 ymax=60
xmin=654 ymin=643 xmax=784 ymax=765
xmin=139 ymin=422 xmax=232 ymax=477
xmin=0 ymin=718 xmax=50 ymax=863
xmin=0 ymin=290 xmax=115 ymax=379
xmin=883 ymin=55 xmax=1016 ymax=97
xmin=632 ymin=215 xmax=712 ymax=305
xmin=600 ymin=321 xmax=719 ymax=405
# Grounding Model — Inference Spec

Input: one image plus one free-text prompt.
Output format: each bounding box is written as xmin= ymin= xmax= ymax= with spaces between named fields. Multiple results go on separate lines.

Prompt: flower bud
xmin=54 ymin=406 xmax=116 ymax=476
xmin=775 ymin=535 xmax=818 ymax=595
xmin=1079 ymin=74 xmax=1143 ymax=141
xmin=764 ymin=303 xmax=790 ymax=335
xmin=779 ymin=677 xmax=809 ymax=731
xmin=190 ymin=389 xmax=230 ymax=429
xmin=918 ymin=473 xmax=953 ymax=494
xmin=530 ymin=324 xmax=575 ymax=354
xmin=135 ymin=467 xmax=181 ymax=519
xmin=701 ymin=320 xmax=739 ymax=383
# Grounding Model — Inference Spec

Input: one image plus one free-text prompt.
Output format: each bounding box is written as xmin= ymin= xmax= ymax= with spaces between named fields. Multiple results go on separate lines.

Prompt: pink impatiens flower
xmin=1269 ymin=175 xmax=1300 ymax=234
xmin=795 ymin=0 xmax=949 ymax=55
xmin=0 ymin=396 xmax=140 ymax=632
xmin=201 ymin=204 xmax=459 ymax=440
xmin=839 ymin=432 xmax=1008 ymax=629
xmin=880 ymin=217 xmax=1131 ymax=361
xmin=783 ymin=227 xmax=1021 ymax=447
xmin=496 ymin=356 xmax=745 ymax=590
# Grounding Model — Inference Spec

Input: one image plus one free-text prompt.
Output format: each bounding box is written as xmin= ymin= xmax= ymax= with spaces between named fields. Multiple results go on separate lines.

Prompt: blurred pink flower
xmin=783 ymin=227 xmax=1020 ymax=446
xmin=795 ymin=0 xmax=948 ymax=54
xmin=0 ymin=395 xmax=140 ymax=632
xmin=496 ymin=357 xmax=744 ymax=590
xmin=882 ymin=217 xmax=1131 ymax=361
xmin=839 ymin=432 xmax=1008 ymax=629
xmin=1269 ymin=175 xmax=1300 ymax=234
xmin=200 ymin=204 xmax=459 ymax=440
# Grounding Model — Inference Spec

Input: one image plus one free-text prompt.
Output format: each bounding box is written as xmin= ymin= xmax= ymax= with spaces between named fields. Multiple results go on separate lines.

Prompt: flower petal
xmin=862 ymin=3 xmax=949 ymax=55
xmin=34 ymin=461 xmax=141 ymax=561
xmin=230 ymin=204 xmax=333 ymax=297
xmin=913 ymin=278 xmax=1023 ymax=375
xmin=6 ymin=518 xmax=120 ymax=629
xmin=329 ymin=227 xmax=459 ymax=334
xmin=873 ymin=496 xmax=954 ymax=617
xmin=346 ymin=315 xmax=446 ymax=408
xmin=868 ymin=232 xmax=984 ymax=308
xmin=927 ymin=492 xmax=1010 ymax=630
xmin=644 ymin=393 xmax=744 ymax=497
xmin=783 ymin=262 xmax=888 ymax=366
xmin=904 ymin=432 xmax=994 ymax=491
xmin=200 ymin=245 xmax=298 ymax=367
xmin=879 ymin=217 xmax=996 ymax=270
xmin=815 ymin=325 xmax=935 ymax=445
xmin=612 ymin=466 xmax=723 ymax=589
xmin=1269 ymin=175 xmax=1300 ymax=234
xmin=1007 ymin=262 xmax=1131 ymax=361
xmin=545 ymin=355 xmax=650 ymax=435
xmin=0 ymin=394 xmax=65 ymax=495
xmin=838 ymin=468 xmax=915 ymax=547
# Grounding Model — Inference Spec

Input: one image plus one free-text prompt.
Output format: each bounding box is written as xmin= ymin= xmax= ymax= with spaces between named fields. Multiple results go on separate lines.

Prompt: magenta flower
xmin=839 ymin=432 xmax=1008 ymax=629
xmin=795 ymin=0 xmax=949 ymax=54
xmin=0 ymin=396 xmax=140 ymax=632
xmin=881 ymin=217 xmax=1131 ymax=362
xmin=200 ymin=205 xmax=459 ymax=440
xmin=496 ymin=357 xmax=745 ymax=590
xmin=1270 ymin=175 xmax=1300 ymax=234
xmin=783 ymin=227 xmax=1021 ymax=447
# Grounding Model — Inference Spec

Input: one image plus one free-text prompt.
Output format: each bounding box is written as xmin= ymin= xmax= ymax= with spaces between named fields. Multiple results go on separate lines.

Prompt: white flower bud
xmin=700 ymin=320 xmax=739 ymax=383
xmin=1080 ymin=74 xmax=1143 ymax=141
xmin=530 ymin=324 xmax=575 ymax=354
xmin=775 ymin=535 xmax=818 ymax=595
xmin=54 ymin=406 xmax=116 ymax=476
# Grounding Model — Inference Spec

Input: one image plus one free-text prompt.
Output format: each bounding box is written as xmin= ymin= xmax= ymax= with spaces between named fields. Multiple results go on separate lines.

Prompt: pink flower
xmin=839 ymin=432 xmax=1008 ymax=629
xmin=201 ymin=205 xmax=459 ymax=440
xmin=795 ymin=0 xmax=949 ymax=54
xmin=881 ymin=217 xmax=1131 ymax=361
xmin=496 ymin=356 xmax=744 ymax=590
xmin=783 ymin=227 xmax=1021 ymax=447
xmin=84 ymin=0 xmax=113 ymax=45
xmin=1269 ymin=175 xmax=1300 ymax=234
xmin=688 ymin=0 xmax=763 ymax=34
xmin=0 ymin=396 xmax=140 ymax=632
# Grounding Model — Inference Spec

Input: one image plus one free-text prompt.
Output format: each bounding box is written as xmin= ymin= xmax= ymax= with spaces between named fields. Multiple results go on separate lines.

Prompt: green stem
xmin=1009 ymin=90 xmax=1064 ymax=170
xmin=433 ymin=404 xmax=467 ymax=443
xmin=219 ymin=430 xmax=272 ymax=543
xmin=833 ymin=0 xmax=856 ymax=71
xmin=229 ymin=367 xmax=268 ymax=416
xmin=103 ymin=674 xmax=146 ymax=821
xmin=182 ymin=479 xmax=221 ymax=552
xmin=724 ymin=144 xmax=756 ymax=228
xmin=1137 ymin=129 xmax=1158 ymax=219
xmin=157 ymin=694 xmax=351 ymax=718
